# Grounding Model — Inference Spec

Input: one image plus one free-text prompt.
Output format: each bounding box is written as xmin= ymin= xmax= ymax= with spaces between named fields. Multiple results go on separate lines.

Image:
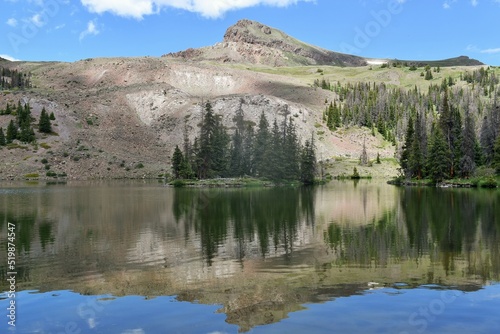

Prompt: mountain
xmin=164 ymin=19 xmax=368 ymax=67
xmin=165 ymin=19 xmax=483 ymax=68
xmin=391 ymin=55 xmax=484 ymax=67
xmin=0 ymin=57 xmax=9 ymax=62
xmin=0 ymin=20 xmax=492 ymax=181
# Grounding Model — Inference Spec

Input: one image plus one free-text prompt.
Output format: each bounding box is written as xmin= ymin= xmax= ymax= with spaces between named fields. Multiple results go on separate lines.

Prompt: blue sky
xmin=1 ymin=0 xmax=499 ymax=65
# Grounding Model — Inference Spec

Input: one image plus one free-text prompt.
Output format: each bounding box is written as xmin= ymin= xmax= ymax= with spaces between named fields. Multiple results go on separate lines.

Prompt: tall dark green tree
xmin=409 ymin=112 xmax=424 ymax=179
xmin=39 ymin=107 xmax=52 ymax=133
xmin=460 ymin=110 xmax=477 ymax=178
xmin=427 ymin=125 xmax=451 ymax=183
xmin=283 ymin=117 xmax=300 ymax=180
xmin=494 ymin=134 xmax=500 ymax=175
xmin=0 ymin=127 xmax=5 ymax=146
xmin=6 ymin=120 xmax=17 ymax=143
xmin=254 ymin=112 xmax=270 ymax=177
xmin=172 ymin=145 xmax=184 ymax=179
xmin=301 ymin=135 xmax=317 ymax=185
xmin=196 ymin=102 xmax=216 ymax=179
xmin=400 ymin=116 xmax=414 ymax=178
xmin=210 ymin=116 xmax=230 ymax=177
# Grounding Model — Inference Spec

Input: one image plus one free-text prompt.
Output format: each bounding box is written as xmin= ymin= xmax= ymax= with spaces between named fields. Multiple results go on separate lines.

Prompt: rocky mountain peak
xmin=223 ymin=19 xmax=276 ymax=45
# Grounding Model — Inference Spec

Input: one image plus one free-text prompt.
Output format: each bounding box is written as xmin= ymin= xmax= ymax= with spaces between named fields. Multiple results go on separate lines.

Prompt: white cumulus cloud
xmin=79 ymin=20 xmax=100 ymax=41
xmin=80 ymin=0 xmax=313 ymax=19
xmin=481 ymin=47 xmax=500 ymax=54
xmin=6 ymin=18 xmax=18 ymax=27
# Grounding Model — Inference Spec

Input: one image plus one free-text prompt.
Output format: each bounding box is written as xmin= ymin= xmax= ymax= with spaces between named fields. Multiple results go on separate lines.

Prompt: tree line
xmin=0 ymin=67 xmax=31 ymax=90
xmin=171 ymin=102 xmax=317 ymax=184
xmin=0 ymin=101 xmax=54 ymax=147
xmin=316 ymin=66 xmax=499 ymax=182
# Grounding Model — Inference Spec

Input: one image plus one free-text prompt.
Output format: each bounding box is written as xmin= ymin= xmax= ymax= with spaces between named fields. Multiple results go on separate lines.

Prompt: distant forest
xmin=0 ymin=67 xmax=31 ymax=90
xmin=171 ymin=102 xmax=317 ymax=184
xmin=317 ymin=66 xmax=500 ymax=182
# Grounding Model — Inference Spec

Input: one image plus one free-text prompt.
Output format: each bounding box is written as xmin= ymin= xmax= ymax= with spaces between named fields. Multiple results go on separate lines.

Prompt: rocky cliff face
xmin=165 ymin=19 xmax=367 ymax=67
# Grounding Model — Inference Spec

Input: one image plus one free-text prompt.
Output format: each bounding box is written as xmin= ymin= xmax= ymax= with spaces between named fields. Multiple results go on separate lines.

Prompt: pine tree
xmin=301 ymin=135 xmax=317 ymax=185
xmin=460 ymin=110 xmax=477 ymax=178
xmin=0 ymin=128 xmax=5 ymax=146
xmin=172 ymin=145 xmax=184 ymax=179
xmin=49 ymin=112 xmax=56 ymax=121
xmin=229 ymin=129 xmax=243 ymax=177
xmin=359 ymin=137 xmax=368 ymax=166
xmin=400 ymin=116 xmax=414 ymax=177
xmin=427 ymin=125 xmax=451 ymax=183
xmin=211 ymin=116 xmax=230 ymax=177
xmin=39 ymin=107 xmax=52 ymax=133
xmin=409 ymin=112 xmax=424 ymax=179
xmin=254 ymin=112 xmax=270 ymax=177
xmin=494 ymin=134 xmax=500 ymax=175
xmin=283 ymin=117 xmax=300 ymax=180
xmin=6 ymin=120 xmax=17 ymax=143
xmin=197 ymin=102 xmax=216 ymax=179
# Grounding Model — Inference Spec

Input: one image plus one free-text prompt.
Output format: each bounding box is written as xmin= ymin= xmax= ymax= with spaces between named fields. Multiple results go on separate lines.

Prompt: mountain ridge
xmin=164 ymin=19 xmax=484 ymax=67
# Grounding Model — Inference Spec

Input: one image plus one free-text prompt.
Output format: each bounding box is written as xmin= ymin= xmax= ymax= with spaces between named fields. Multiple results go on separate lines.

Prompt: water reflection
xmin=0 ymin=181 xmax=499 ymax=332
xmin=172 ymin=187 xmax=315 ymax=264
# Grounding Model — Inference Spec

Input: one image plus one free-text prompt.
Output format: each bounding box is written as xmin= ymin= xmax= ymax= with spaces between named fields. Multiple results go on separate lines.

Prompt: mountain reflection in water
xmin=0 ymin=180 xmax=499 ymax=332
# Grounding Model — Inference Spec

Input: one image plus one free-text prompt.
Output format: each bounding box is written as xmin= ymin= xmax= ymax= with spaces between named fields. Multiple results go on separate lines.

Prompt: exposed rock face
xmin=165 ymin=19 xmax=367 ymax=67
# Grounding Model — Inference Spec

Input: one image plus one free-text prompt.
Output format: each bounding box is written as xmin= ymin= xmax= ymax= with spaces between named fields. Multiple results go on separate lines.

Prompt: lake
xmin=0 ymin=180 xmax=499 ymax=333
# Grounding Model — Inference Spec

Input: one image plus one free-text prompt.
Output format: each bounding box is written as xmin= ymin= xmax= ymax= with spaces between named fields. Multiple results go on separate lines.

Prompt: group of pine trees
xmin=400 ymin=88 xmax=500 ymax=182
xmin=0 ymin=67 xmax=31 ymax=90
xmin=0 ymin=101 xmax=54 ymax=147
xmin=316 ymin=66 xmax=499 ymax=182
xmin=172 ymin=102 xmax=317 ymax=184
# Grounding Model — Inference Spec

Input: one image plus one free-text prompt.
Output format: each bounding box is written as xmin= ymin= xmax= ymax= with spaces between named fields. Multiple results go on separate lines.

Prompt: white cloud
xmin=80 ymin=0 xmax=313 ymax=19
xmin=471 ymin=0 xmax=478 ymax=6
xmin=481 ymin=47 xmax=500 ymax=54
xmin=6 ymin=18 xmax=18 ymax=27
xmin=79 ymin=20 xmax=99 ymax=41
xmin=443 ymin=0 xmax=457 ymax=8
xmin=0 ymin=54 xmax=21 ymax=61
xmin=30 ymin=13 xmax=47 ymax=27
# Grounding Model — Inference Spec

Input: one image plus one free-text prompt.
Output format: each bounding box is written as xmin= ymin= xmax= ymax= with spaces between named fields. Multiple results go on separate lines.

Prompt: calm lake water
xmin=0 ymin=180 xmax=499 ymax=333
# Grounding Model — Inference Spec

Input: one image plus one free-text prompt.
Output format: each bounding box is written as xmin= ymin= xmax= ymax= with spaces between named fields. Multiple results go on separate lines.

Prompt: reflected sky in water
xmin=0 ymin=180 xmax=499 ymax=332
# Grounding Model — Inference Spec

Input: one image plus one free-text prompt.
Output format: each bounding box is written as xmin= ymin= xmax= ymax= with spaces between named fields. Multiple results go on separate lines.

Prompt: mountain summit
xmin=165 ymin=19 xmax=367 ymax=67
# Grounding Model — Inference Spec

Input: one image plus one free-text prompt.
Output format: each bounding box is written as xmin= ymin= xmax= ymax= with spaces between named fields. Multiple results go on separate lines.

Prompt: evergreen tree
xmin=39 ymin=107 xmax=52 ymax=133
xmin=254 ymin=112 xmax=270 ymax=177
xmin=400 ymin=116 xmax=414 ymax=177
xmin=197 ymin=102 xmax=216 ymax=179
xmin=229 ymin=129 xmax=243 ymax=177
xmin=427 ymin=125 xmax=451 ymax=183
xmin=301 ymin=135 xmax=317 ymax=185
xmin=266 ymin=119 xmax=285 ymax=180
xmin=171 ymin=145 xmax=184 ymax=179
xmin=241 ymin=124 xmax=255 ymax=176
xmin=49 ymin=112 xmax=56 ymax=120
xmin=0 ymin=128 xmax=5 ymax=146
xmin=460 ymin=110 xmax=477 ymax=178
xmin=359 ymin=137 xmax=368 ymax=166
xmin=283 ymin=117 xmax=300 ymax=180
xmin=6 ymin=120 xmax=17 ymax=143
xmin=210 ymin=116 xmax=230 ymax=177
xmin=409 ymin=112 xmax=424 ymax=179
xmin=494 ymin=134 xmax=500 ymax=175
xmin=480 ymin=116 xmax=495 ymax=164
